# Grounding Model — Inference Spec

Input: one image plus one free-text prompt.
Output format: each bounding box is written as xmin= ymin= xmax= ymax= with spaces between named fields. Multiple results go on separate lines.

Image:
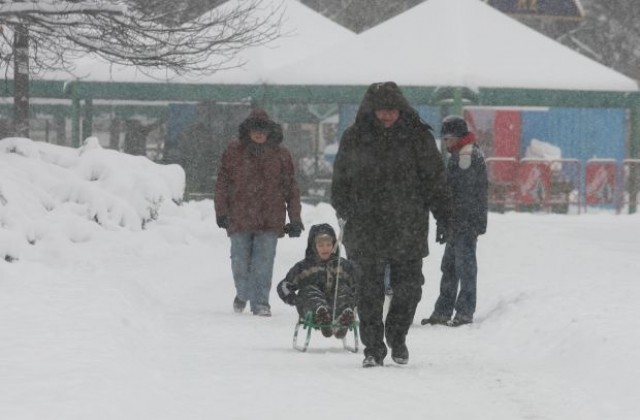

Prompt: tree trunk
xmin=13 ymin=24 xmax=30 ymax=138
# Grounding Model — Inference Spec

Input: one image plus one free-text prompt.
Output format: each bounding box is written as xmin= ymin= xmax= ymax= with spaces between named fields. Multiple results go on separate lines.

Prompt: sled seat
xmin=292 ymin=311 xmax=359 ymax=353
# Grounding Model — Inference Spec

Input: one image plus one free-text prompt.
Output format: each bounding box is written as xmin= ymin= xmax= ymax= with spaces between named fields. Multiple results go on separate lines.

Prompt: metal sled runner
xmin=292 ymin=311 xmax=359 ymax=353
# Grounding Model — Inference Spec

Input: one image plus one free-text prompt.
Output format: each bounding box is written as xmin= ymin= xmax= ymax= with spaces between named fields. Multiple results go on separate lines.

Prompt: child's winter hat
xmin=441 ymin=115 xmax=470 ymax=139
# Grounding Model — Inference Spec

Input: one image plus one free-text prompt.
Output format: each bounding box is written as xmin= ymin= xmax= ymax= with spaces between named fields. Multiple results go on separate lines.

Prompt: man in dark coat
xmin=422 ymin=115 xmax=488 ymax=327
xmin=215 ymin=108 xmax=303 ymax=317
xmin=331 ymin=81 xmax=452 ymax=367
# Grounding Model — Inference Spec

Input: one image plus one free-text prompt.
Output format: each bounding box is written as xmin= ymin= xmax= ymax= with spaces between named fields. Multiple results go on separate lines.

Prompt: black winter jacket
xmin=331 ymin=83 xmax=452 ymax=260
xmin=447 ymin=143 xmax=488 ymax=236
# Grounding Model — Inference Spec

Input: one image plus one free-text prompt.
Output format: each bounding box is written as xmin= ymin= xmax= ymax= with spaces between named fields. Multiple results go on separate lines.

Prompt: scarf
xmin=446 ymin=132 xmax=476 ymax=153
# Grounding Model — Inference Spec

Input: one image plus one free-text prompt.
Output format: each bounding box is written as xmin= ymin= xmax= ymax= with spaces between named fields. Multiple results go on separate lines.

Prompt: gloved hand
xmin=216 ymin=215 xmax=229 ymax=229
xmin=436 ymin=224 xmax=449 ymax=244
xmin=283 ymin=292 xmax=297 ymax=306
xmin=284 ymin=221 xmax=304 ymax=238
xmin=336 ymin=211 xmax=348 ymax=223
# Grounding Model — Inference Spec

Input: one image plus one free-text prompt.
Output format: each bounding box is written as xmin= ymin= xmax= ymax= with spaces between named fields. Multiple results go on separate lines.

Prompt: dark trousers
xmin=296 ymin=283 xmax=354 ymax=320
xmin=433 ymin=232 xmax=478 ymax=320
xmin=352 ymin=256 xmax=423 ymax=360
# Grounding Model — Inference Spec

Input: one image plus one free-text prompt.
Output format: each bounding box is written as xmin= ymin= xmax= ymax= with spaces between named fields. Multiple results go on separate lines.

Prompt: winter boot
xmin=334 ymin=308 xmax=355 ymax=339
xmin=362 ymin=355 xmax=384 ymax=368
xmin=253 ymin=306 xmax=271 ymax=317
xmin=448 ymin=315 xmax=473 ymax=327
xmin=421 ymin=314 xmax=450 ymax=326
xmin=315 ymin=306 xmax=333 ymax=337
xmin=391 ymin=344 xmax=409 ymax=365
xmin=233 ymin=296 xmax=247 ymax=313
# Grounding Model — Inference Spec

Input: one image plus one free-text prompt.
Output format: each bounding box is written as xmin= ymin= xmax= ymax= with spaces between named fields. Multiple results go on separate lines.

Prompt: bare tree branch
xmin=0 ymin=0 xmax=284 ymax=78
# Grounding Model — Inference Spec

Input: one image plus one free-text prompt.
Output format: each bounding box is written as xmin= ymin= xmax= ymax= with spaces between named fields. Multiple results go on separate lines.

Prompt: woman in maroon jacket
xmin=215 ymin=109 xmax=303 ymax=317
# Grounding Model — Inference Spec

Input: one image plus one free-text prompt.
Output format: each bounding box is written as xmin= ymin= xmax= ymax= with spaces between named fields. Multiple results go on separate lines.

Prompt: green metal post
xmin=82 ymin=98 xmax=94 ymax=141
xmin=252 ymin=84 xmax=268 ymax=110
xmin=435 ymin=86 xmax=465 ymax=163
xmin=629 ymin=107 xmax=640 ymax=214
xmin=70 ymin=83 xmax=80 ymax=147
xmin=71 ymin=99 xmax=81 ymax=147
xmin=13 ymin=24 xmax=30 ymax=137
xmin=452 ymin=86 xmax=464 ymax=116
xmin=436 ymin=87 xmax=465 ymax=127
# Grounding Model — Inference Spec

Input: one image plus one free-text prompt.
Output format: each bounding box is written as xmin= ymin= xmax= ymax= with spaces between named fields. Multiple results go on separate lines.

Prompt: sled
xmin=292 ymin=311 xmax=359 ymax=353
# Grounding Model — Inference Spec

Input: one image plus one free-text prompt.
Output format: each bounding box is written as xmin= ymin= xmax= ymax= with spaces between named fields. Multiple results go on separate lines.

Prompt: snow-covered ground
xmin=1 ymin=138 xmax=639 ymax=420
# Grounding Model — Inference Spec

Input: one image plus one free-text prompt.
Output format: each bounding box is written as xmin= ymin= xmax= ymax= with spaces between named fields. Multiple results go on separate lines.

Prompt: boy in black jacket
xmin=422 ymin=115 xmax=488 ymax=327
xmin=277 ymin=224 xmax=357 ymax=338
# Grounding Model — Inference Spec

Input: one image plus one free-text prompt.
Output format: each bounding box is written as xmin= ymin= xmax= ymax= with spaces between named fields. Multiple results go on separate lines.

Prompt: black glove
xmin=284 ymin=221 xmax=304 ymax=238
xmin=216 ymin=215 xmax=229 ymax=229
xmin=436 ymin=224 xmax=449 ymax=244
xmin=283 ymin=292 xmax=297 ymax=306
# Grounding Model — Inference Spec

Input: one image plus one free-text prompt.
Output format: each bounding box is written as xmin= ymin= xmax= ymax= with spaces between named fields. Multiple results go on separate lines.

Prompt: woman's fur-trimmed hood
xmin=238 ymin=108 xmax=283 ymax=146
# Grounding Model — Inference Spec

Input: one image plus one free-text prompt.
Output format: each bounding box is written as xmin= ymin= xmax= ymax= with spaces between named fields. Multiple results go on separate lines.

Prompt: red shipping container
xmin=492 ymin=111 xmax=521 ymax=183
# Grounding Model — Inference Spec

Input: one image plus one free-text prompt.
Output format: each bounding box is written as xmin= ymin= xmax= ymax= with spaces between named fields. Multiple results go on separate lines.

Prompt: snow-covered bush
xmin=0 ymin=137 xmax=186 ymax=259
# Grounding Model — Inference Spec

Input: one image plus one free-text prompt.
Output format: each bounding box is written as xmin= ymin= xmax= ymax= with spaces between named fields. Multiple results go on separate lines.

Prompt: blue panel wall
xmin=520 ymin=108 xmax=626 ymax=163
xmin=337 ymin=104 xmax=358 ymax=141
xmin=167 ymin=103 xmax=196 ymax=149
xmin=417 ymin=106 xmax=442 ymax=135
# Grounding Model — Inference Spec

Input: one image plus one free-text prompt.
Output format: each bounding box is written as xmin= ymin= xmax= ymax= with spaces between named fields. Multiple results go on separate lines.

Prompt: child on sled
xmin=277 ymin=223 xmax=357 ymax=339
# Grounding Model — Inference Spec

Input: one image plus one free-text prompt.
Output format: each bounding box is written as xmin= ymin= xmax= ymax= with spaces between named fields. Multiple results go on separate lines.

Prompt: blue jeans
xmin=230 ymin=232 xmax=278 ymax=313
xmin=433 ymin=231 xmax=478 ymax=320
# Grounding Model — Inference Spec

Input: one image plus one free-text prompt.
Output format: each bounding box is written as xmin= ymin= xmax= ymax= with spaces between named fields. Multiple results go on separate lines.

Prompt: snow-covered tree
xmin=0 ymin=0 xmax=282 ymax=136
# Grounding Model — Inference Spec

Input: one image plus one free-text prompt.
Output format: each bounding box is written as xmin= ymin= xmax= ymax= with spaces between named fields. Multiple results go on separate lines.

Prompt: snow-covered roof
xmin=263 ymin=0 xmax=638 ymax=92
xmin=38 ymin=0 xmax=355 ymax=84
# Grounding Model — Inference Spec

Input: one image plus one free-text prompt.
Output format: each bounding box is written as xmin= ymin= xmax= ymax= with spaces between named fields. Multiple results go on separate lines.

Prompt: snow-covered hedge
xmin=0 ymin=137 xmax=185 ymax=260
